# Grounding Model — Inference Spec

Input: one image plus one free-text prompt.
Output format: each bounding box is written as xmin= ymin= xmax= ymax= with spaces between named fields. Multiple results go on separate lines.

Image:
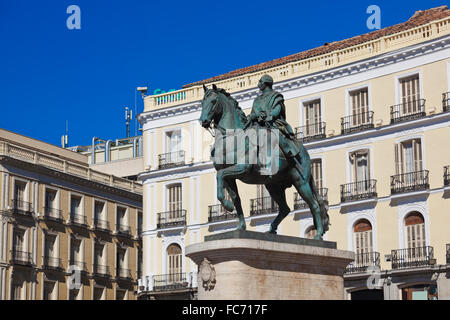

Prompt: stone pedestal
xmin=186 ymin=230 xmax=354 ymax=300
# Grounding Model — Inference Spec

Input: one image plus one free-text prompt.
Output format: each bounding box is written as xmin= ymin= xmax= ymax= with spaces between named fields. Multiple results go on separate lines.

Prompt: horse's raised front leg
xmin=265 ymin=184 xmax=291 ymax=234
xmin=216 ymin=164 xmax=251 ymax=230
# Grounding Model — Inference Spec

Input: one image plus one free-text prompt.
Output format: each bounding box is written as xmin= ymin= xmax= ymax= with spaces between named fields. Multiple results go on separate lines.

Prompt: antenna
xmin=125 ymin=107 xmax=133 ymax=138
xmin=61 ymin=120 xmax=69 ymax=148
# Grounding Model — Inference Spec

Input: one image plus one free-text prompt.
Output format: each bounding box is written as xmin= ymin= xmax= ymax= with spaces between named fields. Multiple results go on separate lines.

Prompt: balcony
xmin=340 ymin=180 xmax=377 ymax=203
xmin=390 ymin=170 xmax=429 ymax=194
xmin=152 ymin=273 xmax=194 ymax=292
xmin=444 ymin=166 xmax=449 ymax=187
xmin=43 ymin=256 xmax=63 ymax=271
xmin=208 ymin=204 xmax=238 ymax=223
xmin=294 ymin=188 xmax=328 ymax=210
xmin=10 ymin=199 xmax=33 ymax=216
xmin=115 ymin=223 xmax=132 ymax=237
xmin=250 ymin=196 xmax=278 ymax=216
xmin=10 ymin=249 xmax=33 ymax=266
xmin=69 ymin=213 xmax=88 ymax=227
xmin=116 ymin=268 xmax=132 ymax=281
xmin=345 ymin=251 xmax=380 ymax=274
xmin=390 ymin=99 xmax=426 ymax=124
xmin=157 ymin=210 xmax=187 ymax=229
xmin=341 ymin=111 xmax=374 ymax=135
xmin=93 ymin=218 xmax=110 ymax=232
xmin=391 ymin=246 xmax=434 ymax=269
xmin=295 ymin=122 xmax=326 ymax=143
xmin=43 ymin=206 xmax=63 ymax=223
xmin=158 ymin=151 xmax=185 ymax=170
xmin=69 ymin=260 xmax=88 ymax=274
xmin=443 ymin=92 xmax=449 ymax=113
xmin=93 ymin=264 xmax=110 ymax=277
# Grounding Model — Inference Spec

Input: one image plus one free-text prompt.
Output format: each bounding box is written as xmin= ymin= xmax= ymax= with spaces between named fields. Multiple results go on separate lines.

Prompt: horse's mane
xmin=214 ymin=88 xmax=248 ymax=125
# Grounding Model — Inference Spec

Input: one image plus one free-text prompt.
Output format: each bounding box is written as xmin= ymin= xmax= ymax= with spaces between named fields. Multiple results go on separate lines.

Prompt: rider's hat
xmin=259 ymin=74 xmax=274 ymax=85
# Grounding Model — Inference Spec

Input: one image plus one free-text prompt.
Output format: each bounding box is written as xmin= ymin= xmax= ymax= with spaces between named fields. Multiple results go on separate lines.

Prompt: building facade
xmin=138 ymin=6 xmax=450 ymax=300
xmin=0 ymin=129 xmax=143 ymax=300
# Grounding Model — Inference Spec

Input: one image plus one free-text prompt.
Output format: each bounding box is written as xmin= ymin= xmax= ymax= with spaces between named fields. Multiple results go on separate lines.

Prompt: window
xmin=93 ymin=287 xmax=105 ymax=300
xmin=399 ymin=75 xmax=421 ymax=115
xmin=137 ymin=211 xmax=143 ymax=235
xmin=94 ymin=201 xmax=106 ymax=221
xmin=69 ymin=288 xmax=81 ymax=300
xmin=305 ymin=227 xmax=317 ymax=239
xmin=350 ymin=88 xmax=369 ymax=126
xmin=116 ymin=289 xmax=126 ymax=300
xmin=166 ymin=184 xmax=183 ymax=223
xmin=167 ymin=244 xmax=182 ymax=282
xmin=303 ymin=100 xmax=322 ymax=136
xmin=354 ymin=220 xmax=373 ymax=256
xmin=116 ymin=207 xmax=128 ymax=228
xmin=405 ymin=212 xmax=426 ymax=249
xmin=45 ymin=189 xmax=57 ymax=209
xmin=350 ymin=150 xmax=370 ymax=183
xmin=13 ymin=228 xmax=25 ymax=252
xmin=70 ymin=195 xmax=82 ymax=216
xmin=13 ymin=180 xmax=27 ymax=210
xmin=94 ymin=242 xmax=106 ymax=267
xmin=311 ymin=159 xmax=323 ymax=190
xmin=137 ymin=248 xmax=143 ymax=279
xmin=395 ymin=139 xmax=422 ymax=175
xmin=44 ymin=234 xmax=57 ymax=259
xmin=43 ymin=281 xmax=56 ymax=300
xmin=11 ymin=279 xmax=25 ymax=300
xmin=117 ymin=247 xmax=127 ymax=273
xmin=70 ymin=236 xmax=82 ymax=265
xmin=166 ymin=130 xmax=182 ymax=154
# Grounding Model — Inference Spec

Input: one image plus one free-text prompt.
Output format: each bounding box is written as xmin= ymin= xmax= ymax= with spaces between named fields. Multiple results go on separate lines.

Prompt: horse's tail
xmin=309 ymin=175 xmax=330 ymax=233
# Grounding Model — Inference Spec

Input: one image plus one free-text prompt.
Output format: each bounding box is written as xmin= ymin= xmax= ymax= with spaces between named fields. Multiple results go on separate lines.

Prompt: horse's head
xmin=199 ymin=84 xmax=221 ymax=129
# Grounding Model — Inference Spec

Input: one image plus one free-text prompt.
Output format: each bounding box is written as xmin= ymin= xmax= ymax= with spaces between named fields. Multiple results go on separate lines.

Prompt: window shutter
xmin=413 ymin=139 xmax=422 ymax=171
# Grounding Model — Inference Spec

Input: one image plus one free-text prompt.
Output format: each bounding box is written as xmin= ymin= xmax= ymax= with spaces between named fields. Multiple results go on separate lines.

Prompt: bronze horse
xmin=199 ymin=85 xmax=329 ymax=239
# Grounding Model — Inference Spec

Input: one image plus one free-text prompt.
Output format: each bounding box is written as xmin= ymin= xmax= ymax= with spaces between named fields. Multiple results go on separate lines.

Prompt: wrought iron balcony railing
xmin=295 ymin=122 xmax=326 ymax=143
xmin=345 ymin=251 xmax=380 ymax=274
xmin=43 ymin=206 xmax=63 ymax=222
xmin=10 ymin=199 xmax=33 ymax=216
xmin=116 ymin=268 xmax=132 ymax=280
xmin=10 ymin=249 xmax=33 ymax=266
xmin=447 ymin=244 xmax=450 ymax=264
xmin=115 ymin=223 xmax=131 ymax=236
xmin=340 ymin=180 xmax=377 ymax=203
xmin=294 ymin=188 xmax=328 ymax=210
xmin=69 ymin=260 xmax=88 ymax=273
xmin=341 ymin=111 xmax=374 ymax=135
xmin=93 ymin=218 xmax=110 ymax=232
xmin=390 ymin=170 xmax=429 ymax=194
xmin=158 ymin=151 xmax=185 ymax=170
xmin=208 ymin=204 xmax=238 ymax=223
xmin=250 ymin=196 xmax=279 ymax=216
xmin=43 ymin=256 xmax=63 ymax=271
xmin=69 ymin=212 xmax=88 ymax=226
xmin=93 ymin=264 xmax=110 ymax=277
xmin=391 ymin=246 xmax=434 ymax=269
xmin=443 ymin=92 xmax=449 ymax=113
xmin=152 ymin=273 xmax=194 ymax=292
xmin=390 ymin=99 xmax=426 ymax=124
xmin=444 ymin=166 xmax=450 ymax=187
xmin=157 ymin=209 xmax=187 ymax=229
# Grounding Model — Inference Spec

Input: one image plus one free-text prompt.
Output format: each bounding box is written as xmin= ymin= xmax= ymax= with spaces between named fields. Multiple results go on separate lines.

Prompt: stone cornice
xmin=0 ymin=156 xmax=142 ymax=203
xmin=138 ymin=34 xmax=450 ymax=125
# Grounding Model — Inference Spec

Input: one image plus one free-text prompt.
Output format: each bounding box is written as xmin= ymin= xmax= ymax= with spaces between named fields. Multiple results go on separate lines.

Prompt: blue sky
xmin=0 ymin=0 xmax=446 ymax=147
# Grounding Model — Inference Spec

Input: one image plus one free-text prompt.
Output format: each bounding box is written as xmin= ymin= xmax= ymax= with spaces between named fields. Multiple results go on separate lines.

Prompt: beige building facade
xmin=0 ymin=129 xmax=143 ymax=300
xmin=137 ymin=6 xmax=450 ymax=300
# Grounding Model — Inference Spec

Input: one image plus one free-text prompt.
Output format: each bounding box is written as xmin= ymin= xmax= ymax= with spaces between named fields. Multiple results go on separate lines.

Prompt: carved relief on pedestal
xmin=199 ymin=258 xmax=216 ymax=291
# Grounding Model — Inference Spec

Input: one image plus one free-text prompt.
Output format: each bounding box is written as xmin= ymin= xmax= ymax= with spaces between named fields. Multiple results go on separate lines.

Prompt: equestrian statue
xmin=199 ymin=75 xmax=329 ymax=240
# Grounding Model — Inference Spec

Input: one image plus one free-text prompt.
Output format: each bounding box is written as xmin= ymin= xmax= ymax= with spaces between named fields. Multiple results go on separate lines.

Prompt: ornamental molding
xmin=139 ymin=34 xmax=450 ymax=124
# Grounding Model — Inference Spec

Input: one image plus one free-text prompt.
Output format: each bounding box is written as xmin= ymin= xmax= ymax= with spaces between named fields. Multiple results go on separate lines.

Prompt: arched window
xmin=404 ymin=212 xmax=425 ymax=249
xmin=167 ymin=244 xmax=182 ymax=283
xmin=354 ymin=219 xmax=373 ymax=256
xmin=305 ymin=226 xmax=317 ymax=239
